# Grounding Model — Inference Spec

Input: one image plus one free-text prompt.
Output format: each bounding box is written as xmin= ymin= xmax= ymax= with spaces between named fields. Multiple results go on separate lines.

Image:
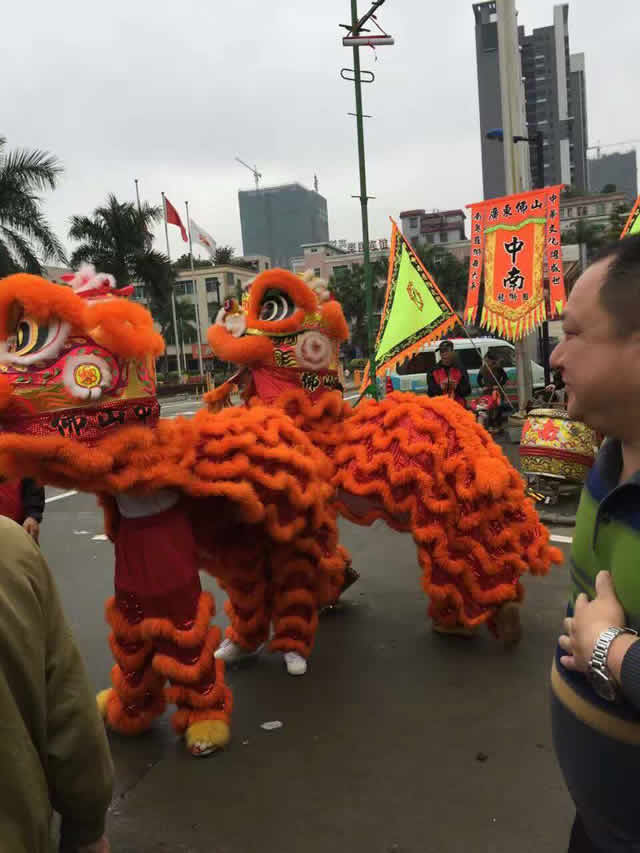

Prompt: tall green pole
xmin=350 ymin=0 xmax=378 ymax=399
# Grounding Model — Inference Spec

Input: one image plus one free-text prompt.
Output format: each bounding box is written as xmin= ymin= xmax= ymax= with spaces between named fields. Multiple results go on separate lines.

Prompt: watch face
xmin=589 ymin=667 xmax=618 ymax=702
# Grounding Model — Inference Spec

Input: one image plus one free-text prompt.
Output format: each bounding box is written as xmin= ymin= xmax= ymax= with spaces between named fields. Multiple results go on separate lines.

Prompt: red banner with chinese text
xmin=464 ymin=185 xmax=566 ymax=340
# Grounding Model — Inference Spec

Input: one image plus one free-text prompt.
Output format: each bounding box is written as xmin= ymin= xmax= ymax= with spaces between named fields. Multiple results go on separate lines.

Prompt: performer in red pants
xmin=99 ymin=491 xmax=231 ymax=757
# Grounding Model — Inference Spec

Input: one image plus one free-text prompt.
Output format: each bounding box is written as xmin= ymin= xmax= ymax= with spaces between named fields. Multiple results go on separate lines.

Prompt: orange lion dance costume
xmin=0 ymin=266 xmax=334 ymax=755
xmin=207 ymin=268 xmax=563 ymax=652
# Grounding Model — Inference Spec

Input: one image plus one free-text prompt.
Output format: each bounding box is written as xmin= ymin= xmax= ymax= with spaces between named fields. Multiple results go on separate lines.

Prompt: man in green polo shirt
xmin=551 ymin=233 xmax=640 ymax=851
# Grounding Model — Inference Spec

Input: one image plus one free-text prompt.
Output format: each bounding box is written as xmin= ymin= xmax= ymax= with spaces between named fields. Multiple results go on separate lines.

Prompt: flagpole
xmin=134 ymin=179 xmax=142 ymax=213
xmin=161 ymin=192 xmax=183 ymax=382
xmin=185 ymin=201 xmax=205 ymax=378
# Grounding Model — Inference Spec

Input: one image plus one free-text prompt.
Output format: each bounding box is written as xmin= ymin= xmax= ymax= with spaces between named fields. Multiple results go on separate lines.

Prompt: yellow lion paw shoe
xmin=96 ymin=688 xmax=113 ymax=719
xmin=186 ymin=720 xmax=230 ymax=758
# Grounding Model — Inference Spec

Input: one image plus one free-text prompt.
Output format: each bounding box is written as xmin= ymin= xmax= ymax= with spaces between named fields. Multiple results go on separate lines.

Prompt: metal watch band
xmin=591 ymin=627 xmax=638 ymax=674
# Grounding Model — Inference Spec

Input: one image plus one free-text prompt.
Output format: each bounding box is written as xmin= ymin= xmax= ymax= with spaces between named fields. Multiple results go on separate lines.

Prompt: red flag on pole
xmin=165 ymin=196 xmax=188 ymax=242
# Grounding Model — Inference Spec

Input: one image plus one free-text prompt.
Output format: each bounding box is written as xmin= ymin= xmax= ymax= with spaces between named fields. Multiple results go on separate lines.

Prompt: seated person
xmin=477 ymin=351 xmax=509 ymax=431
xmin=545 ymin=368 xmax=566 ymax=404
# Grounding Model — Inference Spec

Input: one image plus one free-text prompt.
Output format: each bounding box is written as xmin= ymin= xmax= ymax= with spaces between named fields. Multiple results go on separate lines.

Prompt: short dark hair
xmin=593 ymin=234 xmax=640 ymax=336
xmin=438 ymin=340 xmax=453 ymax=352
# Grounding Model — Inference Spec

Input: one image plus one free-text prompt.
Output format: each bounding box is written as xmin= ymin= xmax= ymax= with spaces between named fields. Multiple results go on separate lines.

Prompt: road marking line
xmin=92 ymin=534 xmax=108 ymax=541
xmin=45 ymin=490 xmax=78 ymax=504
xmin=550 ymin=534 xmax=573 ymax=544
xmin=161 ymin=400 xmax=199 ymax=409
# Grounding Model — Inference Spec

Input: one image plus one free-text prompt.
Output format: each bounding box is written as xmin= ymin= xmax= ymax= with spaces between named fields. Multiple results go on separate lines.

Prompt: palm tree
xmin=69 ymin=194 xmax=172 ymax=310
xmin=0 ymin=136 xmax=66 ymax=276
xmin=562 ymin=220 xmax=605 ymax=267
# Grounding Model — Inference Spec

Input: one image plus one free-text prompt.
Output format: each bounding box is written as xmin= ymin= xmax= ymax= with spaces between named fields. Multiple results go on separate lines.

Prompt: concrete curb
xmin=538 ymin=512 xmax=576 ymax=526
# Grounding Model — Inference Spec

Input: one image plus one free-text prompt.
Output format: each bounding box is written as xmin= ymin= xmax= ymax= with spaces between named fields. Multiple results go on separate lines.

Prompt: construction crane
xmin=587 ymin=139 xmax=640 ymax=158
xmin=235 ymin=157 xmax=262 ymax=190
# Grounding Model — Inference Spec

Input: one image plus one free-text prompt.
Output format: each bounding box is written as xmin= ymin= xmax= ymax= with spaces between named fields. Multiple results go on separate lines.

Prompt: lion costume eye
xmin=2 ymin=311 xmax=70 ymax=365
xmin=259 ymin=290 xmax=295 ymax=323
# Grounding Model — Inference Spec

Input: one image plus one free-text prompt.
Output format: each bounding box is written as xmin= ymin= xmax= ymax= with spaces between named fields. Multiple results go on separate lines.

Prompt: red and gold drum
xmin=520 ymin=408 xmax=598 ymax=485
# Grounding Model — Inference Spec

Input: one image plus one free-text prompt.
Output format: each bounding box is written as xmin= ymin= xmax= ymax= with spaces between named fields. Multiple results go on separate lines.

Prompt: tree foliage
xmin=0 ymin=136 xmax=66 ymax=276
xmin=412 ymin=243 xmax=468 ymax=312
xmin=328 ymin=259 xmax=388 ymax=356
xmin=173 ymin=253 xmax=211 ymax=271
xmin=606 ymin=203 xmax=629 ymax=242
xmin=561 ymin=220 xmax=605 ymax=262
xmin=213 ymin=245 xmax=235 ymax=265
xmin=69 ymin=194 xmax=173 ymax=313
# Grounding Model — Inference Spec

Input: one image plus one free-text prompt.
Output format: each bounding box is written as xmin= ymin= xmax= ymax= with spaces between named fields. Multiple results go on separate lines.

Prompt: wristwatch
xmin=588 ymin=626 xmax=638 ymax=701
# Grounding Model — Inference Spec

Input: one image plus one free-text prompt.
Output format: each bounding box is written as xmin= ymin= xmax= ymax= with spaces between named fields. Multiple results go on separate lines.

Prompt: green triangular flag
xmin=372 ymin=220 xmax=456 ymax=377
xmin=622 ymin=195 xmax=640 ymax=238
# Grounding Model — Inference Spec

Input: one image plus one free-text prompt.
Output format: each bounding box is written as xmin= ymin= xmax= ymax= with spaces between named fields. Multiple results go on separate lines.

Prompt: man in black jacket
xmin=427 ymin=340 xmax=471 ymax=408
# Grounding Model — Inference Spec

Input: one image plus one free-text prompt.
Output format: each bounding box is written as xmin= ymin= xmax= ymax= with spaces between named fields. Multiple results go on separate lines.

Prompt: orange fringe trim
xmin=104 ymin=690 xmax=166 ymax=735
xmin=152 ymin=627 xmax=220 ymax=685
xmin=0 ymin=273 xmax=163 ymax=357
xmin=110 ymin=664 xmax=165 ymax=703
xmin=0 ymin=404 xmax=335 ymax=549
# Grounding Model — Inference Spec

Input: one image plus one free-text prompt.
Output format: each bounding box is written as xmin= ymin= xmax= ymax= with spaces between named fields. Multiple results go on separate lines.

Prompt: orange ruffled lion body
xmin=208 ymin=268 xmax=563 ymax=633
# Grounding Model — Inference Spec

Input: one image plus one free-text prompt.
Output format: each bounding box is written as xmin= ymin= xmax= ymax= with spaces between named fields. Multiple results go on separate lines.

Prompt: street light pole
xmin=349 ymin=0 xmax=377 ymax=399
xmin=496 ymin=0 xmax=533 ymax=415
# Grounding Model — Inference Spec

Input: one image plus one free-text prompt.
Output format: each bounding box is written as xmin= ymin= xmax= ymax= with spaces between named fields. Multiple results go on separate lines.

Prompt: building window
xmin=333 ymin=265 xmax=349 ymax=280
xmin=310 ymin=248 xmax=318 ymax=253
xmin=133 ymin=284 xmax=146 ymax=300
xmin=596 ymin=204 xmax=605 ymax=215
xmin=175 ymin=280 xmax=194 ymax=296
xmin=313 ymin=268 xmax=321 ymax=277
xmin=205 ymin=276 xmax=220 ymax=293
xmin=409 ymin=217 xmax=418 ymax=228
xmin=440 ymin=232 xmax=448 ymax=243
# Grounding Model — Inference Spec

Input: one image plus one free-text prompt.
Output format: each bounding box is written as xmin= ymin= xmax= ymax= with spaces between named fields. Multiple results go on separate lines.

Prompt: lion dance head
xmin=208 ymin=269 xmax=349 ymax=401
xmin=0 ymin=264 xmax=163 ymax=442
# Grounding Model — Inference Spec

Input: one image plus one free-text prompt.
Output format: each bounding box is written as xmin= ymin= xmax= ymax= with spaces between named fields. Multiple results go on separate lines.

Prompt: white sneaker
xmin=284 ymin=651 xmax=308 ymax=676
xmin=215 ymin=638 xmax=263 ymax=663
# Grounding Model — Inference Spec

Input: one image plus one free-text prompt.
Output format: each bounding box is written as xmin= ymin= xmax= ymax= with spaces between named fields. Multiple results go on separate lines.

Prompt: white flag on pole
xmin=189 ymin=218 xmax=217 ymax=258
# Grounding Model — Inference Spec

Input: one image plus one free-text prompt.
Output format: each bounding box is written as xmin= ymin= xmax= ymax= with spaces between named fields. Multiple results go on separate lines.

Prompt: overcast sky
xmin=3 ymin=0 xmax=637 ymax=264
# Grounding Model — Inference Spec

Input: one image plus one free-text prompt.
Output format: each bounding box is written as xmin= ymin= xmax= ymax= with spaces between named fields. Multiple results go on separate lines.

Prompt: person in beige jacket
xmin=0 ymin=516 xmax=113 ymax=852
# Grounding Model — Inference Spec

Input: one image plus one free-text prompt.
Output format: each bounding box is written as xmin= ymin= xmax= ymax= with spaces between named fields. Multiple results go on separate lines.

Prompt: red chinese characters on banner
xmin=464 ymin=185 xmax=567 ymax=341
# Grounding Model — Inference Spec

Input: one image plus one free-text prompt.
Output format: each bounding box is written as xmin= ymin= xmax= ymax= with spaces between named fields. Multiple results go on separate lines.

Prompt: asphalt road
xmin=40 ymin=396 xmax=576 ymax=853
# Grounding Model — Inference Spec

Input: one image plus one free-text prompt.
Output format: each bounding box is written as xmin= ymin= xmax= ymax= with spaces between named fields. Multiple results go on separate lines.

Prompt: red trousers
xmin=104 ymin=502 xmax=231 ymax=735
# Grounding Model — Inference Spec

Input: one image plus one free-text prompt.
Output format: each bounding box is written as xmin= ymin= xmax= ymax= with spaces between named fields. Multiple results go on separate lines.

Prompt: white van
xmin=386 ymin=337 xmax=546 ymax=403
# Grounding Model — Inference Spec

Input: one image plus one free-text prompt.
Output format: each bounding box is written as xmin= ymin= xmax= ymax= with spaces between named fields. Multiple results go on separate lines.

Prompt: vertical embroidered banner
xmin=464 ymin=185 xmax=566 ymax=341
xmin=464 ymin=205 xmax=485 ymax=326
xmin=544 ymin=187 xmax=566 ymax=318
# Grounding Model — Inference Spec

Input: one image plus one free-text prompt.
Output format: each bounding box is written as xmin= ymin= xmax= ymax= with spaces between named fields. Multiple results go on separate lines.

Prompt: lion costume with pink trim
xmin=0 ymin=266 xmax=337 ymax=756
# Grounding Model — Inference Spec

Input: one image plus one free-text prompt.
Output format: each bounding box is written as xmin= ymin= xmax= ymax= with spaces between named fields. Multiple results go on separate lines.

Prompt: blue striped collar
xmin=588 ymin=440 xmax=640 ymax=543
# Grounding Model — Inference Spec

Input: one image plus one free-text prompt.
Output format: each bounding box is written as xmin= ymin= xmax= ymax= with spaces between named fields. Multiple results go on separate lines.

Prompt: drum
xmin=520 ymin=408 xmax=598 ymax=484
